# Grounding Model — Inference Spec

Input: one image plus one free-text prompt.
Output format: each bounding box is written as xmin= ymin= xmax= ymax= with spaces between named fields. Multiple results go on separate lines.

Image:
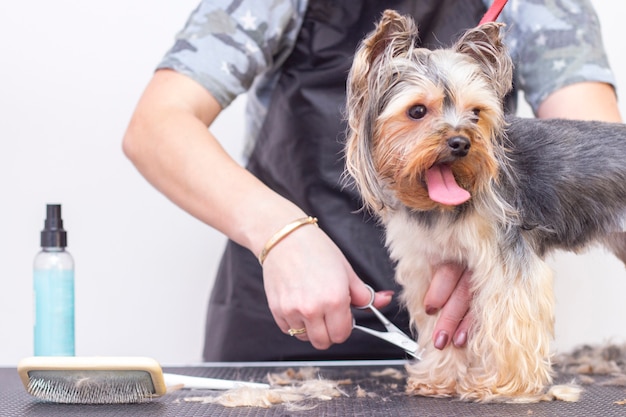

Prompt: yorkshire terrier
xmin=345 ymin=10 xmax=626 ymax=402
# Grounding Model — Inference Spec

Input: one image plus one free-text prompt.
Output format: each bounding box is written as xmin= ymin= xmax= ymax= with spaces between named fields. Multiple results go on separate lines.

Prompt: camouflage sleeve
xmin=157 ymin=0 xmax=308 ymax=109
xmin=495 ymin=0 xmax=616 ymax=113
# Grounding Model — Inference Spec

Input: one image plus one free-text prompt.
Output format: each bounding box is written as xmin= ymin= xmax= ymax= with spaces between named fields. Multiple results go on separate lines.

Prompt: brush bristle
xmin=26 ymin=370 xmax=157 ymax=404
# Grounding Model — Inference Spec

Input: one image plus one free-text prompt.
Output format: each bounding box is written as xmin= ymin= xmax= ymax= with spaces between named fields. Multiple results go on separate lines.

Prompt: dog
xmin=345 ymin=10 xmax=626 ymax=402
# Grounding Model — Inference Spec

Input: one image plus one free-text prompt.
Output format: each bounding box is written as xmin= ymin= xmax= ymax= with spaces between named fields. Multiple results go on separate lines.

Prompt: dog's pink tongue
xmin=425 ymin=165 xmax=471 ymax=206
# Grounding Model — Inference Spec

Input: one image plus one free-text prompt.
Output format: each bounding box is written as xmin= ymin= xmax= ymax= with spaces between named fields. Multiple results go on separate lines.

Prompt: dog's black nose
xmin=447 ymin=136 xmax=471 ymax=157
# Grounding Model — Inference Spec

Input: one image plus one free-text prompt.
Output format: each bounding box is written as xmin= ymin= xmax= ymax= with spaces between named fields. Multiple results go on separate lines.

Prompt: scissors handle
xmin=352 ymin=285 xmax=424 ymax=360
xmin=354 ymin=285 xmax=404 ymax=333
xmin=353 ymin=284 xmax=377 ymax=311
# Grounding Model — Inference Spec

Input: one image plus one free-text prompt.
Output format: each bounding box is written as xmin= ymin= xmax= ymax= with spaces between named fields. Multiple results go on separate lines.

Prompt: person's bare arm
xmin=123 ymin=69 xmax=388 ymax=349
xmin=537 ymin=82 xmax=621 ymax=122
xmin=124 ymin=70 xmax=298 ymax=251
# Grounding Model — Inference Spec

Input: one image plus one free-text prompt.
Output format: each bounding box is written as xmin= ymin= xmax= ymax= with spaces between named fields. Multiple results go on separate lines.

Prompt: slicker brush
xmin=18 ymin=356 xmax=269 ymax=404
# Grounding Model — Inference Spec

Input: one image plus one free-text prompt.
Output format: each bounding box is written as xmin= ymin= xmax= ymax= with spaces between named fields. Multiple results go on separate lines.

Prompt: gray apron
xmin=204 ymin=0 xmax=495 ymax=361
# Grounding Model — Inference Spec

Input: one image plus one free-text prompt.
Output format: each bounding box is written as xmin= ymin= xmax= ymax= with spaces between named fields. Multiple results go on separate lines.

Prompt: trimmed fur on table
xmin=179 ymin=344 xmax=626 ymax=408
xmin=182 ymin=367 xmax=393 ymax=409
xmin=555 ymin=343 xmax=626 ymax=387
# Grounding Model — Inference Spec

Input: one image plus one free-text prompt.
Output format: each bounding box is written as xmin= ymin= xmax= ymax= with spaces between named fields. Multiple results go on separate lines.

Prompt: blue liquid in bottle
xmin=33 ymin=205 xmax=75 ymax=356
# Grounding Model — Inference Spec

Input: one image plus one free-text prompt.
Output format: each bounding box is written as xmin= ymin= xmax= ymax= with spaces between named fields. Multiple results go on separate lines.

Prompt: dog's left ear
xmin=453 ymin=22 xmax=513 ymax=100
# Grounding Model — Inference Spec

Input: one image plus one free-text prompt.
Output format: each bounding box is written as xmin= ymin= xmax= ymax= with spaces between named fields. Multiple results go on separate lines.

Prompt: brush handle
xmin=162 ymin=373 xmax=269 ymax=390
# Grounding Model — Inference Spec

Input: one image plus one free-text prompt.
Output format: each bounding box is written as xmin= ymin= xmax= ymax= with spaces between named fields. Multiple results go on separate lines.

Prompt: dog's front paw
xmin=406 ymin=375 xmax=456 ymax=398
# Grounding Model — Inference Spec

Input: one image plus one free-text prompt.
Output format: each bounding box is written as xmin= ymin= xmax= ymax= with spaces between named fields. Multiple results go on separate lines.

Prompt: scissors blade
xmin=353 ymin=323 xmax=424 ymax=360
xmin=377 ymin=330 xmax=424 ymax=360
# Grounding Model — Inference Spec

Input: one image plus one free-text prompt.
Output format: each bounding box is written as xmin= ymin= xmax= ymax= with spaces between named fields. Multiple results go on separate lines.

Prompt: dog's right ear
xmin=345 ymin=10 xmax=417 ymax=211
xmin=353 ymin=10 xmax=418 ymax=79
xmin=364 ymin=10 xmax=418 ymax=65
xmin=347 ymin=9 xmax=418 ymax=129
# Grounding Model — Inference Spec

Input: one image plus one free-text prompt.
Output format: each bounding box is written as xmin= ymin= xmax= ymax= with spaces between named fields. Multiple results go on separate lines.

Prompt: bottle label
xmin=33 ymin=269 xmax=75 ymax=356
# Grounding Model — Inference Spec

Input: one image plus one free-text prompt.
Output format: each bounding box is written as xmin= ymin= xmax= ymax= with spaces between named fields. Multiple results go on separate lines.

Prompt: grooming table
xmin=1 ymin=360 xmax=625 ymax=416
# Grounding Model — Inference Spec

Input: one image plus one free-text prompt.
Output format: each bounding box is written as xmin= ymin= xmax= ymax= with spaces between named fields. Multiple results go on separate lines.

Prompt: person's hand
xmin=424 ymin=263 xmax=473 ymax=350
xmin=261 ymin=224 xmax=393 ymax=350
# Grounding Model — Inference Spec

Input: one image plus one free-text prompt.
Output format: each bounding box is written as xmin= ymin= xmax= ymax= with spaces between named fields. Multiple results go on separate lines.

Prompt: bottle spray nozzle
xmin=45 ymin=204 xmax=64 ymax=230
xmin=41 ymin=204 xmax=67 ymax=248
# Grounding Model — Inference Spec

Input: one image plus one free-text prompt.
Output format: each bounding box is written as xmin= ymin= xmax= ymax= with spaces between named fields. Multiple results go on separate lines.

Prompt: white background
xmin=1 ymin=1 xmax=624 ymax=366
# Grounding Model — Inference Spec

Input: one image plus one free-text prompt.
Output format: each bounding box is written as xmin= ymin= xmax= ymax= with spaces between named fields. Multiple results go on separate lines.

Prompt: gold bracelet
xmin=258 ymin=216 xmax=319 ymax=266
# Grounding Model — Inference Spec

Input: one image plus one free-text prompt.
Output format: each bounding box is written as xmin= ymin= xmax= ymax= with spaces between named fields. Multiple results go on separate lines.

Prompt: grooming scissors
xmin=352 ymin=285 xmax=424 ymax=360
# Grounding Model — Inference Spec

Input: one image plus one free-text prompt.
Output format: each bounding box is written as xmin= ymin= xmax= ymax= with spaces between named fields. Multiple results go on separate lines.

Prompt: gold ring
xmin=288 ymin=328 xmax=306 ymax=336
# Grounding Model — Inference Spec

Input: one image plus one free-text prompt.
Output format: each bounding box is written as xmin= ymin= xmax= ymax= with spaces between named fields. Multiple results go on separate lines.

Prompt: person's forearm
xmin=536 ymin=81 xmax=622 ymax=123
xmin=122 ymin=72 xmax=306 ymax=256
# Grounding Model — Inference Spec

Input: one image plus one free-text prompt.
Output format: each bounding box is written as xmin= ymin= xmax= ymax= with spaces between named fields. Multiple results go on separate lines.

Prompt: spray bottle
xmin=33 ymin=204 xmax=75 ymax=356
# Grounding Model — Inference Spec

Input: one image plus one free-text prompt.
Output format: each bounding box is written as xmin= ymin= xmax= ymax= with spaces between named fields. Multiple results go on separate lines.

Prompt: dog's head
xmin=345 ymin=10 xmax=513 ymax=213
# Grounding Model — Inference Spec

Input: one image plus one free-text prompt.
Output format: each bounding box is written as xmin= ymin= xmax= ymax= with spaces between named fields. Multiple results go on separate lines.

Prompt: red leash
xmin=479 ymin=0 xmax=508 ymax=25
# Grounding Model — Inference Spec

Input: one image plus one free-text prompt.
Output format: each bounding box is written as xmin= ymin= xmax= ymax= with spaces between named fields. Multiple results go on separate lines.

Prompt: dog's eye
xmin=407 ymin=105 xmax=427 ymax=120
xmin=471 ymin=108 xmax=480 ymax=123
